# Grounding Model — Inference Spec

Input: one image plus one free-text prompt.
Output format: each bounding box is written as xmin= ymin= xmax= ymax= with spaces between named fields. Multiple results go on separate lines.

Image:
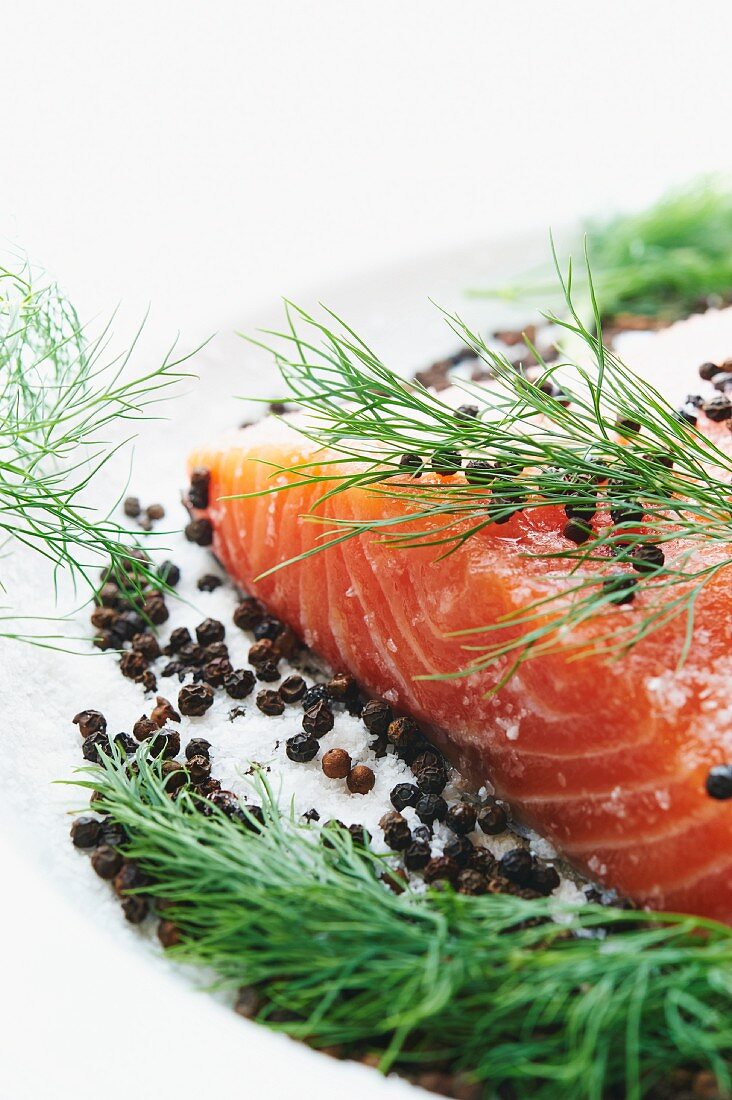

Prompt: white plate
xmin=0 ymin=230 xmax=552 ymax=1100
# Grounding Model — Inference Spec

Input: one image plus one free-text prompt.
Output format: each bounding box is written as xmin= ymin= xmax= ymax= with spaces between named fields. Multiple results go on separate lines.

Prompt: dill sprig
xmin=0 ymin=261 xmax=197 ymax=629
xmin=72 ymin=751 xmax=732 ymax=1100
xmin=239 ymin=254 xmax=732 ymax=686
xmin=474 ymin=177 xmax=732 ymax=323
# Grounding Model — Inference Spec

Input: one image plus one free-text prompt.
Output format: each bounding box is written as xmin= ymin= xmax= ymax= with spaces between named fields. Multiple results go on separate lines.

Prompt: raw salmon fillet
xmin=189 ymin=420 xmax=732 ymax=922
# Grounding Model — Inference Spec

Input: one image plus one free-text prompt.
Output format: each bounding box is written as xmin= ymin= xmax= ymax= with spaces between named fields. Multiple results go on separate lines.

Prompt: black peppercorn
xmin=158 ymin=560 xmax=181 ymax=587
xmin=415 ymin=765 xmax=448 ymax=794
xmin=703 ymin=394 xmax=732 ymax=422
xmin=477 ymin=798 xmax=508 ymax=835
xmin=158 ymin=920 xmax=182 ymax=948
xmin=631 ymin=544 xmax=665 ymax=574
xmin=99 ymin=819 xmax=128 ymax=848
xmin=131 ymin=633 xmax=161 ymax=661
xmin=411 ymin=749 xmax=444 ymax=775
xmin=431 ymin=448 xmax=462 ymax=475
xmin=610 ymin=501 xmax=644 ymax=526
xmin=188 ymin=466 xmax=211 ymax=509
xmin=443 ymin=834 xmax=474 ymax=866
xmin=113 ymin=732 xmax=138 ymax=755
xmin=93 ymin=630 xmax=117 ymax=651
xmin=187 ymin=753 xmax=211 ymax=784
xmin=91 ymin=844 xmax=123 ymax=880
xmin=185 ymin=517 xmax=213 ymax=546
xmin=468 ymin=846 xmax=498 ymax=876
xmin=286 ymin=733 xmax=319 ymax=762
xmin=415 ymin=792 xmax=447 ymax=825
xmin=445 ymin=802 xmax=477 ymax=835
xmin=327 ymin=671 xmax=357 ymax=701
xmin=149 ymin=727 xmax=181 ymax=759
xmin=706 ymin=764 xmax=732 ymax=800
xmin=167 ymin=626 xmax=192 ymax=653
xmin=178 ymin=642 xmax=206 ymax=665
xmin=699 ymin=361 xmax=718 ymax=381
xmin=113 ymin=611 xmax=146 ymax=642
xmin=602 ymin=574 xmax=637 ymax=605
xmin=224 ymin=669 xmax=256 ymax=699
xmin=185 ymin=737 xmax=211 ymax=760
xmin=390 ymin=782 xmax=420 ymax=812
xmin=404 ymin=839 xmax=431 ymax=870
xmin=530 ymin=863 xmax=561 ymax=896
xmin=379 ymin=811 xmax=412 ymax=851
xmin=676 ymin=407 xmax=697 ymax=426
xmin=464 ymin=459 xmax=494 ymax=486
xmin=133 ymin=714 xmax=157 ymax=742
xmin=141 ymin=670 xmax=157 ymax=694
xmin=233 ymin=598 xmax=264 ymax=630
xmin=120 ymin=650 xmax=148 ymax=682
xmin=455 ymin=404 xmax=479 ymax=421
xmin=82 ymin=732 xmax=109 ymax=763
xmin=362 ymin=699 xmax=393 ymax=736
xmin=203 ymin=642 xmax=229 ymax=663
xmin=196 ymin=618 xmax=225 ymax=646
xmin=121 ymin=895 xmax=149 ymax=923
xmin=301 ymin=682 xmax=329 ymax=709
xmin=303 ymin=699 xmax=335 ymax=737
xmin=72 ymin=709 xmax=107 ymax=738
xmin=178 ymin=683 xmax=214 ymax=717
xmin=412 ymin=824 xmax=432 ymax=843
xmin=255 ymin=660 xmax=281 ymax=682
xmin=151 ymin=696 xmax=181 ymax=726
xmin=123 ymin=495 xmax=141 ymax=517
xmin=70 ymin=816 xmax=102 ymax=848
xmin=500 ymin=847 xmax=534 ymax=886
xmin=457 ymin=869 xmax=487 ymax=895
xmin=90 ymin=606 xmax=118 ymax=631
xmin=252 ymin=618 xmax=282 ymax=642
xmin=387 ymin=716 xmax=422 ymax=752
xmin=248 ymin=639 xmax=275 ymax=667
xmin=256 ymin=689 xmax=285 ymax=716
xmin=234 ymin=986 xmax=261 ymax=1019
xmin=197 ymin=573 xmax=223 ymax=592
xmin=203 ymin=657 xmax=234 ymax=687
xmin=279 ymin=675 xmax=306 ymax=703
xmin=615 ymin=414 xmax=640 ymax=435
xmin=97 ymin=581 xmax=121 ymax=608
xmin=563 ymin=519 xmax=592 ymax=545
xmin=142 ymin=594 xmax=169 ymax=625
xmin=399 ymin=453 xmax=422 ymax=477
xmin=423 ymin=856 xmax=459 ymax=885
xmin=348 ymin=823 xmax=369 ymax=847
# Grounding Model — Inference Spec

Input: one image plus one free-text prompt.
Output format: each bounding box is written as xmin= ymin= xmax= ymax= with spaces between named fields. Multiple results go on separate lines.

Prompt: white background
xmin=2 ymin=2 xmax=732 ymax=1097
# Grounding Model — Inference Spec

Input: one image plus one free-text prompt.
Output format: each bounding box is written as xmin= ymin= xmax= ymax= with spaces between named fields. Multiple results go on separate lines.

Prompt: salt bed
xmin=4 ymin=301 xmax=732 ymax=973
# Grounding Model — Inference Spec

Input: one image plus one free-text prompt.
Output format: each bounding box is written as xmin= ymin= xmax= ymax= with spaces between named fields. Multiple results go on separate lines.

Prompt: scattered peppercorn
xmin=188 ymin=467 xmax=211 ymax=509
xmin=114 ymin=732 xmax=138 ymax=755
xmin=477 ymin=798 xmax=508 ymax=835
xmin=157 ymin=919 xmax=181 ymax=948
xmin=500 ymin=847 xmax=534 ymax=886
xmin=390 ymin=782 xmax=420 ymax=812
xmin=423 ymin=856 xmax=459 ymax=885
xmin=233 ymin=598 xmax=265 ymax=630
xmin=185 ymin=738 xmax=211 ymax=761
xmin=631 ymin=544 xmax=665 ymax=574
xmin=445 ymin=802 xmax=477 ymax=835
xmin=455 ymin=871 xmax=489 ymax=901
xmin=286 ymin=733 xmax=319 ymax=763
xmin=703 ymin=394 xmax=732 ymax=422
xmin=615 ymin=415 xmax=640 ymax=435
xmin=149 ymin=728 xmax=181 ymax=759
xmin=387 ymin=716 xmax=422 ymax=752
xmin=99 ymin=819 xmax=128 ymax=848
xmin=415 ymin=765 xmax=447 ymax=794
xmin=252 ymin=618 xmax=283 ymax=642
xmin=279 ymin=674 xmax=306 ymax=703
xmin=404 ymin=839 xmax=431 ymax=870
xmin=119 ymin=650 xmax=148 ymax=681
xmin=256 ymin=689 xmax=285 ymax=716
xmin=610 ymin=501 xmax=644 ymax=526
xmin=379 ymin=811 xmax=411 ymax=851
xmin=361 ymin=698 xmax=393 ymax=736
xmin=91 ymin=844 xmax=123 ymax=879
xmin=203 ymin=657 xmax=234 ymax=687
xmin=161 ymin=760 xmax=187 ymax=792
xmin=151 ymin=696 xmax=181 ymax=726
xmin=133 ymin=715 xmax=158 ymax=741
xmin=301 ymin=682 xmax=329 ymax=709
xmin=271 ymin=625 xmax=298 ymax=659
xmin=563 ymin=519 xmax=592 ymax=544
xmin=398 ymin=453 xmax=422 ymax=477
xmin=443 ymin=835 xmax=474 ymax=866
xmin=531 ymin=863 xmax=561 ymax=896
xmin=121 ymin=895 xmax=149 ymax=923
xmin=348 ymin=823 xmax=369 ymax=847
xmin=166 ymin=626 xmax=192 ymax=653
xmin=70 ymin=816 xmax=102 ymax=848
xmin=187 ymin=754 xmax=211 ymax=784
xmin=468 ymin=846 xmax=498 ymax=876
xmin=347 ymin=764 xmax=375 ymax=795
xmin=185 ymin=517 xmax=213 ymax=546
xmin=224 ymin=669 xmax=256 ymax=699
xmin=93 ymin=630 xmax=116 ymax=651
xmin=248 ymin=639 xmax=275 ymax=667
xmin=123 ymin=496 xmax=141 ymax=517
xmin=178 ymin=683 xmax=214 ymax=717
xmin=415 ymin=792 xmax=447 ymax=825
xmin=410 ymin=749 xmax=443 ymax=775
xmin=706 ymin=764 xmax=732 ymax=800
xmin=141 ymin=669 xmax=158 ymax=694
xmin=197 ymin=573 xmax=223 ymax=593
xmin=455 ymin=404 xmax=479 ymax=421
xmin=158 ymin=560 xmax=181 ymax=587
xmin=303 ymin=699 xmax=335 ymax=737
xmin=699 ymin=361 xmax=718 ymax=381
xmin=322 ymin=747 xmax=351 ymax=779
xmin=146 ymin=503 xmax=165 ymax=521
xmin=255 ymin=660 xmax=281 ymax=682
xmin=112 ymin=610 xmax=146 ymax=641
xmin=464 ymin=459 xmax=494 ymax=486
xmin=676 ymin=407 xmax=698 ymax=426
xmin=178 ymin=642 xmax=206 ymax=666
xmin=602 ymin=574 xmax=637 ymax=605
xmin=131 ymin=633 xmax=161 ymax=661
xmin=431 ymin=448 xmax=462 ymax=475
xmin=142 ymin=594 xmax=169 ymax=625
xmin=233 ymin=986 xmax=261 ymax=1019
xmin=90 ymin=606 xmax=118 ymax=630
xmin=72 ymin=709 xmax=107 ymax=738
xmin=327 ymin=671 xmax=357 ymax=701
xmin=196 ymin=618 xmax=225 ymax=646
xmin=97 ymin=581 xmax=121 ymax=608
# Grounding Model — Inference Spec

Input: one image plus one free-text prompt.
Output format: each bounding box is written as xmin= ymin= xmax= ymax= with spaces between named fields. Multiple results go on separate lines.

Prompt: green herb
xmin=0 ymin=261 xmax=197 ymax=637
xmin=238 ymin=252 xmax=732 ymax=688
xmin=473 ymin=177 xmax=732 ymax=323
xmin=72 ymin=751 xmax=732 ymax=1100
